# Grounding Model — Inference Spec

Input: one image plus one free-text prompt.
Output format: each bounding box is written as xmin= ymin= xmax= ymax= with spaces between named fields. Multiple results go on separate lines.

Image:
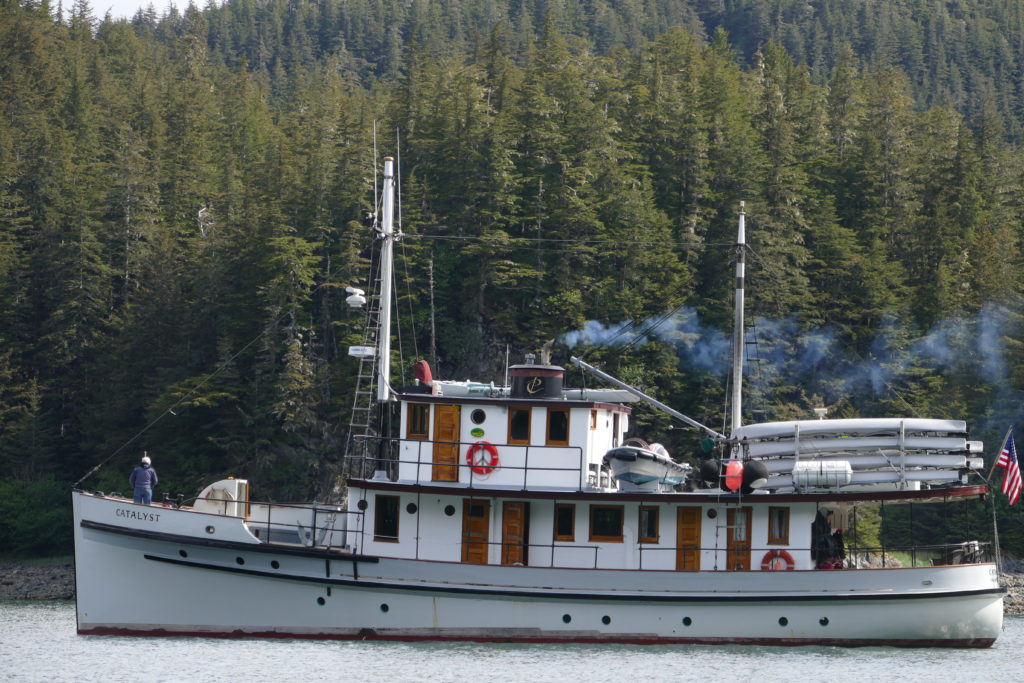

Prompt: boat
xmin=72 ymin=158 xmax=1005 ymax=646
xmin=602 ymin=441 xmax=692 ymax=491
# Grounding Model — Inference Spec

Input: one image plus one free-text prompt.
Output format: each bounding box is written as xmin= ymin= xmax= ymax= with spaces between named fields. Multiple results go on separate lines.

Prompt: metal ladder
xmin=343 ymin=265 xmax=384 ymax=480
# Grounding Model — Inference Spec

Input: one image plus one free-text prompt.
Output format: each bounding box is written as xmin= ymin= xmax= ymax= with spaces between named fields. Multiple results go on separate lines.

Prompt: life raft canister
xmin=760 ymin=549 xmax=796 ymax=571
xmin=466 ymin=440 xmax=500 ymax=475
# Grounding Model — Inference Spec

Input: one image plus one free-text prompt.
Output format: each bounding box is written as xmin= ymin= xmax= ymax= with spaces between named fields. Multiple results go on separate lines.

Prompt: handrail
xmin=353 ymin=435 xmax=593 ymax=491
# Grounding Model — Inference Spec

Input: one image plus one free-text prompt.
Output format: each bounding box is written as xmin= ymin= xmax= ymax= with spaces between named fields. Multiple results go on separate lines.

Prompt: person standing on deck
xmin=130 ymin=455 xmax=158 ymax=504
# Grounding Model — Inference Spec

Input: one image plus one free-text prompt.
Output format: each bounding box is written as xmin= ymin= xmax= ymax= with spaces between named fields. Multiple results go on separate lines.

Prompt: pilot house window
xmin=546 ymin=408 xmax=570 ymax=446
xmin=374 ymin=495 xmax=400 ymax=542
xmin=509 ymin=407 xmax=531 ymax=445
xmin=407 ymin=403 xmax=429 ymax=439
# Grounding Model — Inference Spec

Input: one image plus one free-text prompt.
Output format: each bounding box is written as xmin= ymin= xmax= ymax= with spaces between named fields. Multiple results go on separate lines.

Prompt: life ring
xmin=466 ymin=440 xmax=500 ymax=475
xmin=761 ymin=549 xmax=796 ymax=571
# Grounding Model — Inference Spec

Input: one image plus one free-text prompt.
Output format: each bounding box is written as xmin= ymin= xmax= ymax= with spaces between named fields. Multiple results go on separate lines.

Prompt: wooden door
xmin=432 ymin=404 xmax=460 ymax=482
xmin=501 ymin=501 xmax=529 ymax=566
xmin=726 ymin=506 xmax=752 ymax=571
xmin=676 ymin=506 xmax=701 ymax=571
xmin=461 ymin=499 xmax=491 ymax=564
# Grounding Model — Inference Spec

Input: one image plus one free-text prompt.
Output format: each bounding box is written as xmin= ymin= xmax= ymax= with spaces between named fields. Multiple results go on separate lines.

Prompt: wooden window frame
xmin=589 ymin=505 xmax=624 ymax=543
xmin=373 ymin=495 xmax=400 ymax=542
xmin=638 ymin=506 xmax=660 ymax=544
xmin=768 ymin=506 xmax=790 ymax=545
xmin=590 ymin=409 xmax=598 ymax=430
xmin=406 ymin=403 xmax=430 ymax=440
xmin=508 ymin=406 xmax=531 ymax=445
xmin=553 ymin=503 xmax=575 ymax=542
xmin=546 ymin=407 xmax=570 ymax=446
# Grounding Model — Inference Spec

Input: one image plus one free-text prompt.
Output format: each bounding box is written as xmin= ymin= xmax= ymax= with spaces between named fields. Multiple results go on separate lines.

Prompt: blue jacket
xmin=130 ymin=464 xmax=158 ymax=489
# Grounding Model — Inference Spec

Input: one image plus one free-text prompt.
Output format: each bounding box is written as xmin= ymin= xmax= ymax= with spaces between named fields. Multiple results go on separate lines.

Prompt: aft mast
xmin=730 ymin=202 xmax=746 ymax=442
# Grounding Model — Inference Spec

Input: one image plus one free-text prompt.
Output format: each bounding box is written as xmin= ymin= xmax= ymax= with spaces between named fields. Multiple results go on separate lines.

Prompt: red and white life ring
xmin=466 ymin=440 xmax=500 ymax=475
xmin=760 ymin=549 xmax=796 ymax=571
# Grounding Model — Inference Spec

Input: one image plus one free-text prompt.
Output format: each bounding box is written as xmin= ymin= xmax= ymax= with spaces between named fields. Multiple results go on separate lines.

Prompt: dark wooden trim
xmin=349 ymin=480 xmax=990 ymax=505
xmin=79 ymin=519 xmax=379 ymax=563
xmin=394 ymin=392 xmax=632 ymax=413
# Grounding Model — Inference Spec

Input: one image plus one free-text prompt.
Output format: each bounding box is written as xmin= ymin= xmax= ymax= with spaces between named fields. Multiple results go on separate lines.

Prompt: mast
xmin=730 ymin=202 xmax=746 ymax=439
xmin=377 ymin=156 xmax=396 ymax=402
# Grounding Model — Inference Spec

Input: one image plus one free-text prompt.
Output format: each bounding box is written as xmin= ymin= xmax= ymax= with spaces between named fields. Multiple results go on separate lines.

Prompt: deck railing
xmin=349 ymin=435 xmax=593 ymax=491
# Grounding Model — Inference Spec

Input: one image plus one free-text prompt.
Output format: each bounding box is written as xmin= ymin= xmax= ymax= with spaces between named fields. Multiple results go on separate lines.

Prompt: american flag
xmin=997 ymin=430 xmax=1022 ymax=506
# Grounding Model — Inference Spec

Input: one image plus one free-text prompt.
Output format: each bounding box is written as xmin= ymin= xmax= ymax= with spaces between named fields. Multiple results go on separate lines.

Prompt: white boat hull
xmin=74 ymin=492 xmax=1003 ymax=646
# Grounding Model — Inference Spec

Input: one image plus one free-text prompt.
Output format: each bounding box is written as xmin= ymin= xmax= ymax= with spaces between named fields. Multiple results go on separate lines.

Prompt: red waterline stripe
xmin=77 ymin=628 xmax=996 ymax=649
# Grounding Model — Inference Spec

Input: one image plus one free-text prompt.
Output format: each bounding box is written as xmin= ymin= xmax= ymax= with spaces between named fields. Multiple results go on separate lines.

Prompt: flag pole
xmin=986 ymin=425 xmax=1013 ymax=482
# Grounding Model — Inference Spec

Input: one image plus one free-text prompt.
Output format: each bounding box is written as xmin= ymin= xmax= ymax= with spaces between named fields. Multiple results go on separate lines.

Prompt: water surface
xmin=2 ymin=601 xmax=1019 ymax=682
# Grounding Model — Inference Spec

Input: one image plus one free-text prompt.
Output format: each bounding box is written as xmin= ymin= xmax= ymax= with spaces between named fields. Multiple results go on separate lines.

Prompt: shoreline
xmin=2 ymin=560 xmax=1022 ymax=615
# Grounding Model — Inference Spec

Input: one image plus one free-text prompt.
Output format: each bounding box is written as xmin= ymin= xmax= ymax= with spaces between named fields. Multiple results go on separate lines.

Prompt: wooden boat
xmin=72 ymin=159 xmax=1004 ymax=646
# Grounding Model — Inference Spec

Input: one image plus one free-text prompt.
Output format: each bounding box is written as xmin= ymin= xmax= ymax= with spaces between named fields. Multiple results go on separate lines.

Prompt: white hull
xmin=74 ymin=492 xmax=1003 ymax=646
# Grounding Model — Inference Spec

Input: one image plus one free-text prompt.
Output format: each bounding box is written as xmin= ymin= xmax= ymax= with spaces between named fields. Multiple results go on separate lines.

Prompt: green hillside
xmin=1 ymin=0 xmax=1022 ymax=555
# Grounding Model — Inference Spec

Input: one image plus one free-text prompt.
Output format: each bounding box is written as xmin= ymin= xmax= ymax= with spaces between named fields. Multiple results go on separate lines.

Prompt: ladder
xmin=343 ymin=266 xmax=384 ymax=481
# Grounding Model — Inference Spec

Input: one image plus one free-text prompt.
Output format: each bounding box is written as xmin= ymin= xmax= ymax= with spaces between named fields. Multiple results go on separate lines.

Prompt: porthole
xmin=471 ymin=409 xmax=487 ymax=425
xmin=819 ymin=617 xmax=829 ymax=627
xmin=601 ymin=615 xmax=611 ymax=625
xmin=444 ymin=505 xmax=456 ymax=516
xmin=706 ymin=509 xmax=717 ymax=519
xmin=271 ymin=560 xmax=280 ymax=569
xmin=562 ymin=614 xmax=572 ymax=623
xmin=317 ymin=597 xmax=325 ymax=606
xmin=779 ymin=617 xmax=788 ymax=627
xmin=205 ymin=525 xmax=215 ymax=534
xmin=682 ymin=617 xmax=692 ymax=626
xmin=356 ymin=499 xmax=368 ymax=511
xmin=407 ymin=503 xmax=418 ymax=514
xmin=178 ymin=550 xmax=188 ymax=558
xmin=236 ymin=557 xmax=245 ymax=565
xmin=380 ymin=604 xmax=390 ymax=613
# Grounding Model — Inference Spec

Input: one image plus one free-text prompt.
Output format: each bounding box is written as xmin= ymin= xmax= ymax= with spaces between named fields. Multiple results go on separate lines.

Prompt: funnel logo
xmin=526 ymin=377 xmax=543 ymax=394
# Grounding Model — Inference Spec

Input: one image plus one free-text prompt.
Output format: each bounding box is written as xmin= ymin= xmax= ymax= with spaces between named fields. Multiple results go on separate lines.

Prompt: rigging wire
xmin=76 ymin=155 xmax=388 ymax=488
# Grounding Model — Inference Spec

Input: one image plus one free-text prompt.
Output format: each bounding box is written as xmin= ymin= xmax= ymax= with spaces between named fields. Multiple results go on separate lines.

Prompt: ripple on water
xmin=1 ymin=602 xmax=1019 ymax=683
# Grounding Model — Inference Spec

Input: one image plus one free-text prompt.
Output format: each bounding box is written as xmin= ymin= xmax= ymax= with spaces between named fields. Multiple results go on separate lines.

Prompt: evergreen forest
xmin=2 ymin=0 xmax=1024 ymax=557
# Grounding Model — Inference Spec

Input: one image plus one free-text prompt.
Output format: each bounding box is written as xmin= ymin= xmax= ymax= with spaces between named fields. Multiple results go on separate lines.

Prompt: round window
xmin=471 ymin=409 xmax=487 ymax=425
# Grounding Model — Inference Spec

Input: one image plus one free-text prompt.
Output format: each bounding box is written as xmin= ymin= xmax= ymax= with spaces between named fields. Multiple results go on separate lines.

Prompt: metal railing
xmin=348 ymin=435 xmax=592 ymax=490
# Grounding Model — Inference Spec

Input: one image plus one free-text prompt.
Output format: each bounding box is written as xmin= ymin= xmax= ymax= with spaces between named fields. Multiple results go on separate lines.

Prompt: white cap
xmin=141 ymin=456 xmax=151 ymax=465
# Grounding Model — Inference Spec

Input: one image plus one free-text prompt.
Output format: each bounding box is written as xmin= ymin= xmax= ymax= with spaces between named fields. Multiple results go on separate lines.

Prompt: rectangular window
xmin=590 ymin=410 xmax=598 ymax=429
xmin=589 ymin=505 xmax=624 ymax=542
xmin=407 ymin=403 xmax=429 ymax=439
xmin=639 ymin=506 xmax=659 ymax=543
xmin=508 ymin=407 xmax=531 ymax=445
xmin=554 ymin=504 xmax=575 ymax=541
xmin=546 ymin=408 xmax=570 ymax=446
xmin=768 ymin=506 xmax=790 ymax=545
xmin=374 ymin=495 xmax=400 ymax=542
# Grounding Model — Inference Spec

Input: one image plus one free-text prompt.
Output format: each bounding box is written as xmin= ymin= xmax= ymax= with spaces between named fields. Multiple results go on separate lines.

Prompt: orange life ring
xmin=466 ymin=440 xmax=500 ymax=475
xmin=761 ymin=549 xmax=796 ymax=571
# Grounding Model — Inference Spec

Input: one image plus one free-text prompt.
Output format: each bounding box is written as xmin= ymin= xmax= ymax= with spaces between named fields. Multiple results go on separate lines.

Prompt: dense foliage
xmin=2 ymin=0 xmax=1024 ymax=556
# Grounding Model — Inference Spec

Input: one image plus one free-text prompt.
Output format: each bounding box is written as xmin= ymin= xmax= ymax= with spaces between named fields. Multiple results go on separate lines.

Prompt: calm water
xmin=2 ymin=601 xmax=1020 ymax=682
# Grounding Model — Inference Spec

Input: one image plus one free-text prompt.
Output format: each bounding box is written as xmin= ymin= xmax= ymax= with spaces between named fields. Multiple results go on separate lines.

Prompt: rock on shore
xmin=1 ymin=560 xmax=1022 ymax=615
xmin=0 ymin=562 xmax=75 ymax=600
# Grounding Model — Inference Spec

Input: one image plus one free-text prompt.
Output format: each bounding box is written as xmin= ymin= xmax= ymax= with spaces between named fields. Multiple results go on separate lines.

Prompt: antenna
xmin=396 ymin=128 xmax=402 ymax=233
xmin=372 ymin=122 xmax=378 ymax=226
